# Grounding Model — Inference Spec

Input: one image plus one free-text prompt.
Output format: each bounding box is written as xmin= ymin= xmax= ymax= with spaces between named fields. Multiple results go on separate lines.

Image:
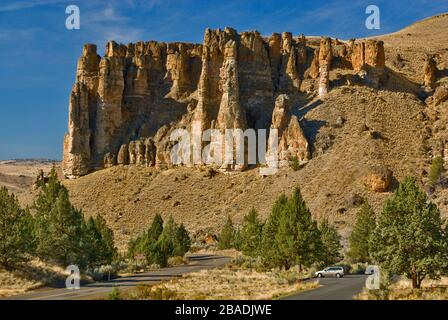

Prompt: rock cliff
xmin=63 ymin=28 xmax=389 ymax=178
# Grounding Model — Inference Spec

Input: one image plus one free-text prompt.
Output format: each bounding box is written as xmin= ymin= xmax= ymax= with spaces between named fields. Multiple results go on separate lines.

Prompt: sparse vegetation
xmin=130 ymin=268 xmax=319 ymax=300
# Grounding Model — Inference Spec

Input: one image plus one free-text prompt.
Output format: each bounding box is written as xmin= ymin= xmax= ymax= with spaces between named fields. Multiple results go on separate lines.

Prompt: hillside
xmin=2 ymin=14 xmax=448 ymax=252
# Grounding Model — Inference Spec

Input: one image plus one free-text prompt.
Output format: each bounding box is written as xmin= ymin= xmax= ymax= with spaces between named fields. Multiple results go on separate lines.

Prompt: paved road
xmin=282 ymin=275 xmax=367 ymax=300
xmin=4 ymin=254 xmax=231 ymax=300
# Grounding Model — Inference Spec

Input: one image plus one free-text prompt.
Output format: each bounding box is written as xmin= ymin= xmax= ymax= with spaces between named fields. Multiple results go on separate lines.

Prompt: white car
xmin=315 ymin=266 xmax=345 ymax=278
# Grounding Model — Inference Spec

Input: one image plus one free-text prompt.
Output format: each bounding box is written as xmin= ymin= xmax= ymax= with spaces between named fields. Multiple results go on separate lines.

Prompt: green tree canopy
xmin=34 ymin=187 xmax=85 ymax=267
xmin=276 ymin=188 xmax=322 ymax=270
xmin=173 ymin=223 xmax=191 ymax=257
xmin=0 ymin=187 xmax=34 ymax=268
xmin=348 ymin=201 xmax=376 ymax=263
xmin=370 ymin=176 xmax=448 ymax=288
xmin=239 ymin=208 xmax=263 ymax=257
xmin=218 ymin=216 xmax=236 ymax=250
xmin=319 ymin=219 xmax=342 ymax=266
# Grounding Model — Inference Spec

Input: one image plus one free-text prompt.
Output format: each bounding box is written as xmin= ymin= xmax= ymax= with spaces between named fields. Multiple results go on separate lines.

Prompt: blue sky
xmin=0 ymin=0 xmax=446 ymax=160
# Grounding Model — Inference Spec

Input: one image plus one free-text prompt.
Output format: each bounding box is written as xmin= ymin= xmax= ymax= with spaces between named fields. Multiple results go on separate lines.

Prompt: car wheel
xmin=336 ymin=273 xmax=341 ymax=278
xmin=317 ymin=273 xmax=323 ymax=278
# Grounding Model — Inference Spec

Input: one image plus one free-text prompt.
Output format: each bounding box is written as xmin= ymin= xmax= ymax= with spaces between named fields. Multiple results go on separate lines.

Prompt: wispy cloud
xmin=81 ymin=3 xmax=146 ymax=46
xmin=0 ymin=28 xmax=39 ymax=40
xmin=0 ymin=0 xmax=68 ymax=12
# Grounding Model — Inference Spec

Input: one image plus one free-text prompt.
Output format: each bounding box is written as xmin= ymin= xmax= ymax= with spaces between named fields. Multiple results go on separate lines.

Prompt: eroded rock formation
xmin=267 ymin=94 xmax=309 ymax=167
xmin=62 ymin=28 xmax=393 ymax=178
xmin=423 ymin=54 xmax=438 ymax=90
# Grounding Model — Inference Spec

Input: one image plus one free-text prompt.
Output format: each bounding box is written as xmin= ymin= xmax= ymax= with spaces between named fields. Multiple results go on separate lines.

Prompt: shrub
xmin=289 ymin=156 xmax=300 ymax=171
xmin=107 ymin=287 xmax=122 ymax=300
xmin=429 ymin=156 xmax=444 ymax=186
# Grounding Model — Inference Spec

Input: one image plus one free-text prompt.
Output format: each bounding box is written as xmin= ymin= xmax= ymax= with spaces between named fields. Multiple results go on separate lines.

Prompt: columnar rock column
xmin=166 ymin=43 xmax=191 ymax=99
xmin=267 ymin=94 xmax=309 ymax=167
xmin=423 ymin=54 xmax=437 ymax=90
xmin=216 ymin=40 xmax=248 ymax=171
xmin=279 ymin=32 xmax=301 ymax=92
xmin=94 ymin=41 xmax=126 ymax=167
xmin=318 ymin=37 xmax=332 ymax=99
xmin=62 ymin=44 xmax=100 ymax=178
xmin=351 ymin=40 xmax=385 ymax=87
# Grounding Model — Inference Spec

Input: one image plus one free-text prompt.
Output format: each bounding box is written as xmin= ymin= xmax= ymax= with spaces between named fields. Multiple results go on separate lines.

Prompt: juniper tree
xmin=347 ymin=201 xmax=376 ymax=263
xmin=128 ymin=214 xmax=164 ymax=261
xmin=239 ymin=208 xmax=263 ymax=257
xmin=83 ymin=215 xmax=116 ymax=268
xmin=173 ymin=223 xmax=191 ymax=256
xmin=0 ymin=187 xmax=34 ymax=268
xmin=219 ymin=216 xmax=236 ymax=249
xmin=370 ymin=176 xmax=448 ymax=288
xmin=260 ymin=194 xmax=288 ymax=268
xmin=34 ymin=188 xmax=85 ymax=267
xmin=276 ymin=187 xmax=322 ymax=270
xmin=319 ymin=219 xmax=342 ymax=266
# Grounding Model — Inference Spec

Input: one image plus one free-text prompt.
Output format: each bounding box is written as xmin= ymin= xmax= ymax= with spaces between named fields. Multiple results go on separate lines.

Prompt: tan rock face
xmin=103 ymin=152 xmax=116 ymax=168
xmin=350 ymin=39 xmax=385 ymax=87
xmin=351 ymin=40 xmax=385 ymax=71
xmin=267 ymin=94 xmax=309 ymax=167
xmin=62 ymin=27 xmax=398 ymax=178
xmin=433 ymin=86 xmax=448 ymax=106
xmin=216 ymin=40 xmax=247 ymax=132
xmin=423 ymin=54 xmax=438 ymax=89
xmin=117 ymin=144 xmax=129 ymax=165
xmin=363 ymin=166 xmax=392 ymax=192
xmin=318 ymin=37 xmax=332 ymax=99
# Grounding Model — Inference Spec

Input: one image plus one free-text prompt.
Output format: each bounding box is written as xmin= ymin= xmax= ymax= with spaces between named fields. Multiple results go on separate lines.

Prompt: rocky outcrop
xmin=318 ymin=37 xmax=332 ymax=99
xmin=350 ymin=39 xmax=385 ymax=87
xmin=433 ymin=86 xmax=448 ymax=106
xmin=62 ymin=28 xmax=399 ymax=178
xmin=267 ymin=94 xmax=309 ymax=167
xmin=423 ymin=54 xmax=438 ymax=90
xmin=363 ymin=166 xmax=392 ymax=192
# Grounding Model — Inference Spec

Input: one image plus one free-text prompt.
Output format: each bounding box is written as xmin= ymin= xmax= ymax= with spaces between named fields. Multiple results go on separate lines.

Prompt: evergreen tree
xmin=155 ymin=216 xmax=177 ymax=267
xmin=261 ymin=194 xmax=288 ymax=268
xmin=34 ymin=188 xmax=85 ymax=267
xmin=276 ymin=188 xmax=322 ymax=270
xmin=147 ymin=213 xmax=164 ymax=243
xmin=218 ymin=216 xmax=236 ymax=249
xmin=0 ymin=187 xmax=34 ymax=268
xmin=370 ymin=177 xmax=448 ymax=288
xmin=93 ymin=215 xmax=116 ymax=264
xmin=347 ymin=201 xmax=376 ymax=263
xmin=319 ymin=219 xmax=342 ymax=266
xmin=173 ymin=223 xmax=191 ymax=256
xmin=239 ymin=208 xmax=263 ymax=257
xmin=34 ymin=167 xmax=64 ymax=216
xmin=83 ymin=216 xmax=116 ymax=268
